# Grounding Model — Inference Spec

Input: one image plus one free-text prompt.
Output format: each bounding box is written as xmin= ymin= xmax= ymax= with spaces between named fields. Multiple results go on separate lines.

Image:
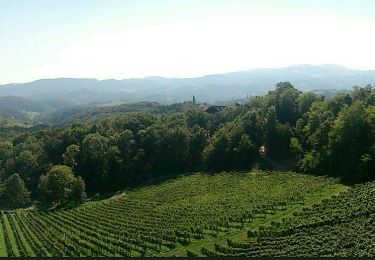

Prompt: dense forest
xmin=1 ymin=82 xmax=375 ymax=208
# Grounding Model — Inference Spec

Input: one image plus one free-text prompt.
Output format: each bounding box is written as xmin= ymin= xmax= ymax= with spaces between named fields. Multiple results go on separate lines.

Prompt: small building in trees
xmin=204 ymin=105 xmax=226 ymax=114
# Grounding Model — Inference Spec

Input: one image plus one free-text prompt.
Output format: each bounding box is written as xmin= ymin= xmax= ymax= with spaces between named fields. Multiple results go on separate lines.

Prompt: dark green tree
xmin=328 ymin=102 xmax=370 ymax=181
xmin=39 ymin=165 xmax=75 ymax=205
xmin=81 ymin=133 xmax=111 ymax=189
xmin=62 ymin=144 xmax=80 ymax=169
xmin=3 ymin=173 xmax=30 ymax=208
xmin=69 ymin=176 xmax=87 ymax=204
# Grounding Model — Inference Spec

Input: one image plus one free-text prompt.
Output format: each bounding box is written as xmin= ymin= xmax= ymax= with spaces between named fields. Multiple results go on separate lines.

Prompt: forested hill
xmin=43 ymin=101 xmax=200 ymax=125
xmin=1 ymin=64 xmax=374 ymax=105
xmin=0 ymin=82 xmax=375 ymax=209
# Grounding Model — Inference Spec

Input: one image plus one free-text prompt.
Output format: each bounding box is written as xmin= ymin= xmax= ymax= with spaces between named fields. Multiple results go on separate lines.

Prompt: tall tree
xmin=328 ymin=102 xmax=370 ymax=181
xmin=81 ymin=133 xmax=111 ymax=189
xmin=39 ymin=165 xmax=75 ymax=205
xmin=3 ymin=173 xmax=30 ymax=208
xmin=62 ymin=144 xmax=80 ymax=169
xmin=69 ymin=176 xmax=87 ymax=204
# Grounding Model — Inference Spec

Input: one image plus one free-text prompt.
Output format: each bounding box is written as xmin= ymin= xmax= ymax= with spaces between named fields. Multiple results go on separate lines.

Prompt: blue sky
xmin=1 ymin=0 xmax=375 ymax=84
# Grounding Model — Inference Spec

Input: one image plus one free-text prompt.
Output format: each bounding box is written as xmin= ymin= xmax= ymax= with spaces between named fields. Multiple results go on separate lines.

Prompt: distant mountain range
xmin=1 ymin=64 xmax=374 ymax=107
xmin=0 ymin=64 xmax=374 ymax=126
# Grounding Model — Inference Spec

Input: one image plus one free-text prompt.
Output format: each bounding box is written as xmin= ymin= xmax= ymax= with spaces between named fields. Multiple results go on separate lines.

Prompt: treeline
xmin=1 ymin=82 xmax=375 ymax=208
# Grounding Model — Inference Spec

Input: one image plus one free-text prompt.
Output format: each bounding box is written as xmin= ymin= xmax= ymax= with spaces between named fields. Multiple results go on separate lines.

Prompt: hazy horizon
xmin=1 ymin=0 xmax=375 ymax=84
xmin=0 ymin=63 xmax=369 ymax=85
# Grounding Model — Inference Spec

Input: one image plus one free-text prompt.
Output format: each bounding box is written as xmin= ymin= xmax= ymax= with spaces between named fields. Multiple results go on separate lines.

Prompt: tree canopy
xmin=1 ymin=83 xmax=375 ymax=208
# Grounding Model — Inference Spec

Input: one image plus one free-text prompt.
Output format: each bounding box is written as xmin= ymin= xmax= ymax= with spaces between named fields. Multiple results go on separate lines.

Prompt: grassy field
xmin=0 ymin=171 xmax=346 ymax=257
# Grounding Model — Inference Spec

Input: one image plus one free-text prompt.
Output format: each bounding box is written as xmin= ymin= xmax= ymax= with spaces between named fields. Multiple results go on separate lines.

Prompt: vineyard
xmin=202 ymin=181 xmax=375 ymax=257
xmin=0 ymin=171 xmax=345 ymax=257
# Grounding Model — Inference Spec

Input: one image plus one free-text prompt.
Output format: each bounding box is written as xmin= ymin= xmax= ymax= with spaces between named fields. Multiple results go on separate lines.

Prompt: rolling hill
xmin=0 ymin=96 xmax=53 ymax=125
xmin=0 ymin=64 xmax=374 ymax=105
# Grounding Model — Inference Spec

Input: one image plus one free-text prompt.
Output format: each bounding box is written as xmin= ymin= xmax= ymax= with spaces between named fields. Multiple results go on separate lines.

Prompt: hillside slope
xmin=205 ymin=181 xmax=375 ymax=257
xmin=0 ymin=96 xmax=55 ymax=125
xmin=0 ymin=171 xmax=345 ymax=257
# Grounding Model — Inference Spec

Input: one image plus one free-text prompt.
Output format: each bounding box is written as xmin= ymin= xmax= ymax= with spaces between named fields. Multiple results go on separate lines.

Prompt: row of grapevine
xmin=0 ymin=171 xmax=341 ymax=256
xmin=205 ymin=181 xmax=375 ymax=257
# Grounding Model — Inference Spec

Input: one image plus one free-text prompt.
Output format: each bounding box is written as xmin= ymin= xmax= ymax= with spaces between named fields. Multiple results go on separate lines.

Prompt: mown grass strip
xmin=0 ymin=214 xmax=8 ymax=257
xmin=2 ymin=213 xmax=20 ymax=256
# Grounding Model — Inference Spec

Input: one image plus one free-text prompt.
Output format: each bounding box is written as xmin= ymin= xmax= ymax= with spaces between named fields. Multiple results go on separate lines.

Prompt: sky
xmin=1 ymin=0 xmax=375 ymax=84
